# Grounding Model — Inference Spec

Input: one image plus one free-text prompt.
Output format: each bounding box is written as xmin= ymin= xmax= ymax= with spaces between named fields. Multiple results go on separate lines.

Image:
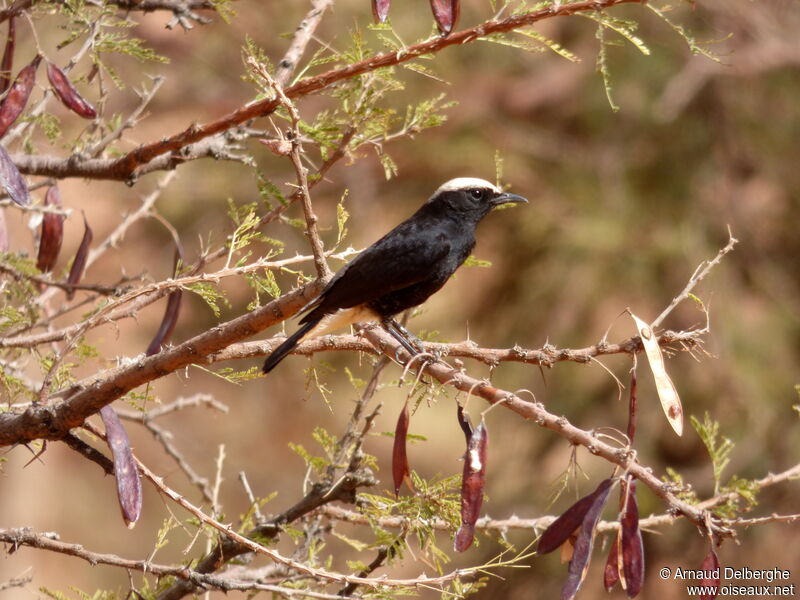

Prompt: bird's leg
xmin=389 ymin=318 xmax=427 ymax=353
xmin=381 ymin=318 xmax=422 ymax=358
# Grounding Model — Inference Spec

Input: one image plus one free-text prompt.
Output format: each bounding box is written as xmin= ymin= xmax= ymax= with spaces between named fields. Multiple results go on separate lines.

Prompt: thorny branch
xmin=11 ymin=0 xmax=646 ymax=182
xmin=1 ymin=3 xmax=794 ymax=596
xmin=11 ymin=462 xmax=796 ymax=597
xmin=209 ymin=328 xmax=705 ymax=367
xmin=360 ymin=326 xmax=726 ymax=536
xmin=0 ymin=247 xmax=356 ymax=349
xmin=319 ymin=462 xmax=800 ymax=535
xmin=0 ymin=0 xmax=218 ymax=26
xmin=255 ymin=58 xmax=332 ymax=279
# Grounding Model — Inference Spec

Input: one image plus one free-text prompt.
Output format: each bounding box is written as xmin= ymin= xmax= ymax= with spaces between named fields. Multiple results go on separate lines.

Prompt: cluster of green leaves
xmin=662 ymin=414 xmax=761 ymax=518
xmin=245 ymin=25 xmax=456 ymax=181
xmin=0 ymin=254 xmax=42 ymax=333
xmin=0 ymin=256 xmax=43 ymax=403
xmin=690 ymin=413 xmax=760 ymax=518
xmin=51 ymin=0 xmax=169 ymax=84
xmin=39 ymin=588 xmax=120 ymax=600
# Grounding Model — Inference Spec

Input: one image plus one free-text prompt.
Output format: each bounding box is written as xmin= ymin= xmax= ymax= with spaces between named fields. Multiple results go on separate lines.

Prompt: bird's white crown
xmin=431 ymin=177 xmax=500 ymax=197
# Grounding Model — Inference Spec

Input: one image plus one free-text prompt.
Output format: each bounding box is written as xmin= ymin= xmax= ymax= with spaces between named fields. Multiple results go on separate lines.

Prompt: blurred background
xmin=1 ymin=0 xmax=798 ymax=597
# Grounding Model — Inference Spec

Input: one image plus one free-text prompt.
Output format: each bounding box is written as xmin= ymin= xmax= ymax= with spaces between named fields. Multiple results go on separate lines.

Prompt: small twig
xmin=0 ymin=573 xmax=33 ymax=592
xmin=238 ymin=471 xmax=264 ymax=522
xmin=254 ymin=59 xmax=331 ymax=279
xmin=274 ymin=0 xmax=334 ymax=88
xmin=115 ymin=393 xmax=229 ymax=421
xmin=0 ymin=262 xmax=127 ymax=296
xmin=61 ymin=432 xmax=114 ymax=475
xmin=36 ymin=171 xmax=178 ymax=308
xmin=87 ymin=75 xmax=166 ymax=157
xmin=337 ymin=547 xmax=391 ymax=597
xmin=651 ymin=230 xmax=738 ymax=329
xmin=131 ymin=416 xmax=215 ymax=504
xmin=1 ymin=247 xmax=359 ymax=350
xmin=210 ymin=444 xmax=225 ymax=519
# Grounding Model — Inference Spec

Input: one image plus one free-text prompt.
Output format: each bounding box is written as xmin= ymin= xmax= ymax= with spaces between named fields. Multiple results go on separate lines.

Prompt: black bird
xmin=262 ymin=177 xmax=527 ymax=373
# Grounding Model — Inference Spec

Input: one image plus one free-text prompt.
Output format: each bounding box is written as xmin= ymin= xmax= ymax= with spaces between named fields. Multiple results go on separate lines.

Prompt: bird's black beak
xmin=492 ymin=192 xmax=528 ymax=206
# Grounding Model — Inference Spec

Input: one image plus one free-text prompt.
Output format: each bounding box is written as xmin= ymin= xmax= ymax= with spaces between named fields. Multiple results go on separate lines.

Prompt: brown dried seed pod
xmin=36 ymin=186 xmax=65 ymax=273
xmin=100 ymin=405 xmax=143 ymax=528
xmin=46 ymin=61 xmax=97 ymax=119
xmin=604 ymin=536 xmax=621 ymax=592
xmin=456 ymin=404 xmax=473 ymax=445
xmin=0 ymin=18 xmax=16 ymax=96
xmin=391 ymin=401 xmax=411 ymax=496
xmin=538 ymin=478 xmax=613 ymax=555
xmin=0 ymin=54 xmax=41 ymax=138
xmin=561 ymin=479 xmax=614 ymax=600
xmin=66 ymin=213 xmax=93 ymax=299
xmin=0 ymin=142 xmax=29 ymax=206
xmin=699 ymin=547 xmax=721 ymax=600
xmin=145 ymin=246 xmax=184 ymax=356
xmin=619 ymin=479 xmax=644 ymax=597
xmin=454 ymin=421 xmax=488 ymax=552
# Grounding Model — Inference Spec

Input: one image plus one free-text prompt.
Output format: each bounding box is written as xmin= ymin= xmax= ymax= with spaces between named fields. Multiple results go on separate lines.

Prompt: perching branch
xmin=209 ymin=329 xmax=704 ymax=367
xmin=360 ymin=325 xmax=730 ymax=538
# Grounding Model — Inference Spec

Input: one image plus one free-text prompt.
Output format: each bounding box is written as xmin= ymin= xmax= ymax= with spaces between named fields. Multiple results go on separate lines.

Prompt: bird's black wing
xmin=299 ymin=217 xmax=451 ymax=323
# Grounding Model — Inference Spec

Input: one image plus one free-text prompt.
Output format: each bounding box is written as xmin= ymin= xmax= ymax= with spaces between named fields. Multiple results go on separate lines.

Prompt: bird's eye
xmin=469 ymin=189 xmax=485 ymax=200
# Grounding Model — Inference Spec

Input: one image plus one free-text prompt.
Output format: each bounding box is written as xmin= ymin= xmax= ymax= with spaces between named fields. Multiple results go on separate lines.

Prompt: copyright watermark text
xmin=659 ymin=566 xmax=795 ymax=597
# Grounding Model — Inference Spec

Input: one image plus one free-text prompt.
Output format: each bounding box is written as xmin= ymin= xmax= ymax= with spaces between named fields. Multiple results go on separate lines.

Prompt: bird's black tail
xmin=262 ymin=320 xmax=317 ymax=374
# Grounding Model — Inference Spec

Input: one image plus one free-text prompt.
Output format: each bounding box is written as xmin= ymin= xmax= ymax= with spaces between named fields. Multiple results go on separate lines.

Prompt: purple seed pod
xmin=538 ymin=478 xmax=613 ymax=555
xmin=456 ymin=404 xmax=473 ymax=445
xmin=391 ymin=401 xmax=411 ymax=496
xmin=454 ymin=421 xmax=488 ymax=552
xmin=100 ymin=405 xmax=142 ymax=527
xmin=0 ymin=142 xmax=29 ymax=206
xmin=145 ymin=246 xmax=184 ymax=356
xmin=372 ymin=0 xmax=391 ymax=23
xmin=699 ymin=547 xmax=721 ymax=600
xmin=0 ymin=18 xmax=16 ymax=96
xmin=619 ymin=479 xmax=644 ymax=597
xmin=46 ymin=60 xmax=97 ymax=119
xmin=604 ymin=536 xmax=621 ymax=592
xmin=429 ymin=0 xmax=460 ymax=34
xmin=36 ymin=186 xmax=64 ymax=273
xmin=66 ymin=213 xmax=93 ymax=299
xmin=561 ymin=479 xmax=614 ymax=600
xmin=0 ymin=54 xmax=41 ymax=138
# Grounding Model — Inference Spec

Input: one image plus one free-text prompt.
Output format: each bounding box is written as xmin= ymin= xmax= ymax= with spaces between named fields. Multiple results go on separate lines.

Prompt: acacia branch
xmin=0 ymin=248 xmax=357 ymax=349
xmin=0 ymin=0 xmax=217 ymax=25
xmin=319 ymin=462 xmax=800 ymax=535
xmin=256 ymin=59 xmax=331 ymax=279
xmin=153 ymin=362 xmax=386 ymax=600
xmin=0 ymin=278 xmax=327 ymax=446
xmin=139 ymin=455 xmax=521 ymax=593
xmin=0 ymin=528 xmax=352 ymax=598
xmin=274 ymin=0 xmax=335 ymax=88
xmin=209 ymin=329 xmax=704 ymax=366
xmin=14 ymin=0 xmax=644 ymax=181
xmin=361 ymin=326 xmax=727 ymax=537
